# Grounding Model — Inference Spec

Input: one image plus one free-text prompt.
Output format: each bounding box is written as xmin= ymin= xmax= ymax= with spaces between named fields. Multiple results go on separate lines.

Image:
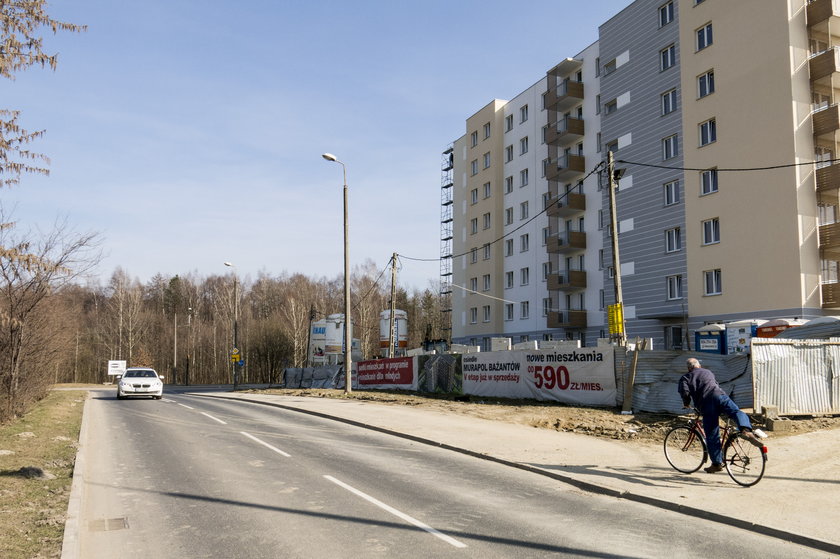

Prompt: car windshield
xmin=124 ymin=370 xmax=156 ymax=378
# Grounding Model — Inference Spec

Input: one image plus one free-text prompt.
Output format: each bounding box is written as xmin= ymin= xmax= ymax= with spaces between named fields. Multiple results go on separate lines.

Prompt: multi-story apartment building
xmin=445 ymin=0 xmax=840 ymax=350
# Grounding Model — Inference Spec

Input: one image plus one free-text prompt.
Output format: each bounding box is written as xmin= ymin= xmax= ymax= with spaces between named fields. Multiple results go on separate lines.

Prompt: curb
xmin=61 ymin=392 xmax=90 ymax=559
xmin=194 ymin=392 xmax=840 ymax=556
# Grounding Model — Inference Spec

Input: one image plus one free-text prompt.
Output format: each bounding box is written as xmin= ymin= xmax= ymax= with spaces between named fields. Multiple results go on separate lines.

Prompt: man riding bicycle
xmin=678 ymin=358 xmax=764 ymax=473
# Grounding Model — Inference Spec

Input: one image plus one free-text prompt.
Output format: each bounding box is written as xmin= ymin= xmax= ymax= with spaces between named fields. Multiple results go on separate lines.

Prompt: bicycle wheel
xmin=664 ymin=425 xmax=707 ymax=473
xmin=723 ymin=434 xmax=766 ymax=487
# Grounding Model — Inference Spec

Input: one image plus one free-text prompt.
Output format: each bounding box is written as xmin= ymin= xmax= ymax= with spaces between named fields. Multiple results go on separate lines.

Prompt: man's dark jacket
xmin=678 ymin=366 xmax=724 ymax=408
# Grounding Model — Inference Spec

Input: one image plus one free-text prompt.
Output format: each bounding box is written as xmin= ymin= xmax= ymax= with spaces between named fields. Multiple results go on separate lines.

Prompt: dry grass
xmin=0 ymin=390 xmax=86 ymax=559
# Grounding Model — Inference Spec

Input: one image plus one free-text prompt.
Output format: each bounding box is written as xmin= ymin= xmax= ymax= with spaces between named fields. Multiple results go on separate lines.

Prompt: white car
xmin=117 ymin=368 xmax=164 ymax=400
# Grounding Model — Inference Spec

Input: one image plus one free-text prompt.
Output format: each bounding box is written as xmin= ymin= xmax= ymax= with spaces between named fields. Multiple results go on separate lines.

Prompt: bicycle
xmin=663 ymin=408 xmax=768 ymax=487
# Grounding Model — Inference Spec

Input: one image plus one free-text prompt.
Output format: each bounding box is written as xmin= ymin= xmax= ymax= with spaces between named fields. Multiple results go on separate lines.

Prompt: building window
xmin=505 ymin=207 xmax=513 ymax=225
xmin=661 ymin=89 xmax=677 ymax=115
xmin=701 ymin=169 xmax=718 ymax=194
xmin=542 ymin=226 xmax=550 ymax=245
xmin=662 ymin=134 xmax=678 ymax=160
xmin=520 ymin=267 xmax=530 ymax=286
xmin=520 ymin=168 xmax=529 ymax=187
xmin=505 ymin=114 xmax=513 ymax=132
xmin=698 ymin=70 xmax=715 ymax=98
xmin=543 ymin=298 xmax=552 ymax=317
xmin=520 ymin=301 xmax=530 ymax=319
xmin=469 ymin=277 xmax=478 ymax=292
xmin=505 ymin=145 xmax=514 ymax=162
xmin=505 ymin=239 xmax=513 ymax=256
xmin=505 ymin=271 xmax=514 ymax=289
xmin=483 ymin=152 xmax=491 ymax=169
xmin=469 ymin=307 xmax=477 ymax=324
xmin=470 ymin=159 xmax=478 ymax=175
xmin=470 ymin=218 xmax=478 ymax=235
xmin=665 ymin=227 xmax=682 ymax=252
xmin=520 ymin=201 xmax=529 ymax=220
xmin=659 ymin=1 xmax=674 ymax=27
xmin=664 ymin=180 xmax=680 ymax=206
xmin=599 ymin=249 xmax=605 ymax=270
xmin=697 ymin=23 xmax=713 ymax=51
xmin=702 ymin=217 xmax=720 ymax=245
xmin=483 ymin=305 xmax=491 ymax=322
xmin=504 ymin=303 xmax=514 ymax=321
xmin=483 ymin=122 xmax=491 ymax=139
xmin=604 ymin=59 xmax=617 ymax=75
xmin=704 ymin=269 xmax=722 ymax=295
xmin=660 ymin=44 xmax=676 ymax=70
xmin=520 ymin=233 xmax=530 ymax=252
xmin=470 ymin=131 xmax=478 ymax=147
xmin=483 ymin=243 xmax=491 ymax=260
xmin=605 ymin=99 xmax=618 ymax=114
xmin=520 ymin=136 xmax=529 ymax=155
xmin=699 ymin=118 xmax=717 ymax=146
xmin=520 ymin=104 xmax=529 ymax=123
xmin=543 ymin=261 xmax=552 ymax=279
xmin=470 ymin=247 xmax=477 ymax=263
xmin=482 ymin=212 xmax=491 ymax=230
xmin=483 ymin=182 xmax=492 ymax=199
xmin=666 ymin=275 xmax=683 ymax=300
xmin=470 ymin=188 xmax=478 ymax=205
xmin=504 ymin=176 xmax=514 ymax=193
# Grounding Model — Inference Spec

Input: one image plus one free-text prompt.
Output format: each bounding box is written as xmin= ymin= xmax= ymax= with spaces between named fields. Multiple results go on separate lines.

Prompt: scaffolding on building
xmin=440 ymin=144 xmax=454 ymax=340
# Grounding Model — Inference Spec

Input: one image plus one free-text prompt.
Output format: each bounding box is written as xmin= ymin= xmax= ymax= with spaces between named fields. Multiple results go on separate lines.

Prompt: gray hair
xmin=686 ymin=357 xmax=701 ymax=369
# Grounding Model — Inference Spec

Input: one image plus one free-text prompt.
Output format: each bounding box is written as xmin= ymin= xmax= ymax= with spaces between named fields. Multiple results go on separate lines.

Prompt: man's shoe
xmin=740 ymin=430 xmax=764 ymax=448
xmin=704 ymin=463 xmax=724 ymax=473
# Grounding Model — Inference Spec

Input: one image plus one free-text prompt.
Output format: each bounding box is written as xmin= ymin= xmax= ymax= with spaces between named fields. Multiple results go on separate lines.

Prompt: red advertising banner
xmin=357 ymin=357 xmax=416 ymax=388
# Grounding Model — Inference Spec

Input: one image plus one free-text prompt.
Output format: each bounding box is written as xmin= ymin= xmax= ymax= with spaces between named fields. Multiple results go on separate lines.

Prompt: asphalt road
xmin=79 ymin=389 xmax=826 ymax=558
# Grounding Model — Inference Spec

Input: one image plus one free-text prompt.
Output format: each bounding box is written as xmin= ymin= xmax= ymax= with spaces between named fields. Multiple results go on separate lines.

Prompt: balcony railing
xmin=808 ymin=0 xmax=840 ymax=26
xmin=555 ymin=153 xmax=586 ymax=181
xmin=548 ymin=117 xmax=585 ymax=146
xmin=820 ymin=221 xmax=840 ymax=259
xmin=816 ymin=163 xmax=840 ymax=204
xmin=822 ymin=281 xmax=840 ymax=308
xmin=545 ymin=80 xmax=584 ymax=112
xmin=546 ymin=230 xmax=586 ymax=254
xmin=547 ymin=310 xmax=587 ymax=329
xmin=546 ymin=192 xmax=585 ymax=218
xmin=810 ymin=47 xmax=840 ymax=82
xmin=813 ymin=104 xmax=840 ymax=136
xmin=547 ymin=270 xmax=587 ymax=291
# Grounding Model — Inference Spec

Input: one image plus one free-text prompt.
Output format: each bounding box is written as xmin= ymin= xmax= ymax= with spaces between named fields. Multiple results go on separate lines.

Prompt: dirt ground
xmin=264 ymin=388 xmax=840 ymax=443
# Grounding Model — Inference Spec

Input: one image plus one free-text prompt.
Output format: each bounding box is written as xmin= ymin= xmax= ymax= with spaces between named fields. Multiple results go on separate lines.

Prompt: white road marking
xmin=200 ymin=412 xmax=227 ymax=425
xmin=323 ymin=475 xmax=467 ymax=549
xmin=177 ymin=403 xmax=195 ymax=410
xmin=240 ymin=431 xmax=291 ymax=457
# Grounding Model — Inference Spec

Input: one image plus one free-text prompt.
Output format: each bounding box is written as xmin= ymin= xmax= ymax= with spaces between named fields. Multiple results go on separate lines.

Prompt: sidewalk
xmin=199 ymin=391 xmax=840 ymax=555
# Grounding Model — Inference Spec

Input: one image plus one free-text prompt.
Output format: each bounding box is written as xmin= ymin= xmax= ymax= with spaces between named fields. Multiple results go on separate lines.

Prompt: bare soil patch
xmin=261 ymin=388 xmax=840 ymax=443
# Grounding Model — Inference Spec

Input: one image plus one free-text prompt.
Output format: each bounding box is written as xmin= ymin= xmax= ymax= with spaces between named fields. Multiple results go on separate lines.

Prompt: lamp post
xmin=322 ymin=153 xmax=352 ymax=394
xmin=224 ymin=261 xmax=239 ymax=390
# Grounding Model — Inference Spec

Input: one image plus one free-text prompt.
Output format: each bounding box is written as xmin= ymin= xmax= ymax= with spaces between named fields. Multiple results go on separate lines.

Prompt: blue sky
xmin=2 ymin=0 xmax=630 ymax=291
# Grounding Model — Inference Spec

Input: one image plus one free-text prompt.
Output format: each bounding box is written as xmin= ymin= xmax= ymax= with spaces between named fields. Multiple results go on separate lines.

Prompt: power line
xmin=616 ymin=157 xmax=840 ymax=173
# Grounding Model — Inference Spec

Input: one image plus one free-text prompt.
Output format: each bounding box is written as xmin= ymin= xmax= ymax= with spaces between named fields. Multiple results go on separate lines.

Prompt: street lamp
xmin=224 ymin=261 xmax=240 ymax=390
xmin=322 ymin=152 xmax=352 ymax=394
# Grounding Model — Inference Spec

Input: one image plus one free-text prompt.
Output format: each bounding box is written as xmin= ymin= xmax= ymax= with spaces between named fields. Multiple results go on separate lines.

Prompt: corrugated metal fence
xmin=752 ymin=338 xmax=840 ymax=415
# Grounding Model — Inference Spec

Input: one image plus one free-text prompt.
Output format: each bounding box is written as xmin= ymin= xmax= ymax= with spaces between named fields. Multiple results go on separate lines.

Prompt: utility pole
xmin=388 ymin=253 xmax=397 ymax=358
xmin=607 ymin=150 xmax=627 ymax=346
xmin=173 ymin=312 xmax=178 ymax=385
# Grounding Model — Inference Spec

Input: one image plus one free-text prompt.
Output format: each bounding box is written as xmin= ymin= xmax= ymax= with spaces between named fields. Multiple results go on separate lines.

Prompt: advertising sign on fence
xmin=462 ymin=348 xmax=616 ymax=405
xmin=357 ymin=357 xmax=417 ymax=390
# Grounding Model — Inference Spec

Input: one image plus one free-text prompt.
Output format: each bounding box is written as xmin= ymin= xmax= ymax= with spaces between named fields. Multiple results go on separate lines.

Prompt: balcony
xmin=819 ymin=221 xmax=840 ymax=259
xmin=808 ymin=0 xmax=840 ymax=26
xmin=546 ymin=230 xmax=586 ymax=254
xmin=547 ymin=310 xmax=587 ymax=329
xmin=822 ymin=281 xmax=840 ymax=308
xmin=546 ymin=117 xmax=585 ymax=146
xmin=813 ymin=104 xmax=840 ymax=136
xmin=546 ymin=192 xmax=585 ymax=218
xmin=817 ymin=163 xmax=840 ymax=204
xmin=547 ymin=270 xmax=587 ymax=291
xmin=545 ymin=81 xmax=584 ymax=112
xmin=810 ymin=47 xmax=840 ymax=82
xmin=555 ymin=153 xmax=586 ymax=181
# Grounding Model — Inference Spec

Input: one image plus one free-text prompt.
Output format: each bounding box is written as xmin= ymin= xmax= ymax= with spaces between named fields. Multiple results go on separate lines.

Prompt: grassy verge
xmin=0 ymin=390 xmax=87 ymax=559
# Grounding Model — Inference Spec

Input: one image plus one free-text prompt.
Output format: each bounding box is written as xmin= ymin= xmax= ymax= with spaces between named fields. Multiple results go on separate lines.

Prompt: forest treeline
xmin=0 ymin=256 xmax=446 ymax=422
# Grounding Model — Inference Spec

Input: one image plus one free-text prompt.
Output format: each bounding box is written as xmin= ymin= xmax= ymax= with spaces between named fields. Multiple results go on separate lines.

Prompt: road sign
xmin=107 ymin=360 xmax=127 ymax=376
xmin=230 ymin=348 xmax=240 ymax=363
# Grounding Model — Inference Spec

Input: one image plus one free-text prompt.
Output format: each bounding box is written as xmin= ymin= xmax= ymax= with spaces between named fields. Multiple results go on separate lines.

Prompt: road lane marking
xmin=240 ymin=431 xmax=291 ymax=457
xmin=323 ymin=475 xmax=466 ymax=549
xmin=200 ymin=412 xmax=227 ymax=425
xmin=178 ymin=403 xmax=195 ymax=410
